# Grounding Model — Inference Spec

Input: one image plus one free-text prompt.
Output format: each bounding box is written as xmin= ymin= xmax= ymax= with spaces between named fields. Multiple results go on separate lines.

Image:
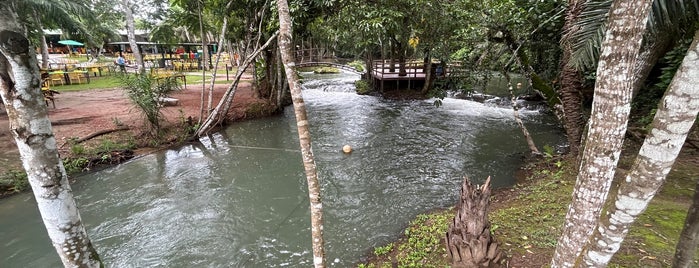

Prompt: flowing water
xmin=0 ymin=72 xmax=564 ymax=267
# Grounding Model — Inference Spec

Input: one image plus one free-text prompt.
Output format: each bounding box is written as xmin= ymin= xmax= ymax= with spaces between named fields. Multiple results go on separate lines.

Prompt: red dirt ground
xmin=0 ymin=80 xmax=259 ymax=174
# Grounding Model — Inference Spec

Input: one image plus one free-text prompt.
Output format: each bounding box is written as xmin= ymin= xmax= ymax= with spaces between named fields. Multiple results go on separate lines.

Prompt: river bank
xmin=0 ymin=79 xmax=272 ymax=198
xmin=360 ymin=136 xmax=699 ymax=267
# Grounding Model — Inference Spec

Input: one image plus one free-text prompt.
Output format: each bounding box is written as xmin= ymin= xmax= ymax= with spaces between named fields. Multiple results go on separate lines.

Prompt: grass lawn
xmin=51 ymin=75 xmax=121 ymax=92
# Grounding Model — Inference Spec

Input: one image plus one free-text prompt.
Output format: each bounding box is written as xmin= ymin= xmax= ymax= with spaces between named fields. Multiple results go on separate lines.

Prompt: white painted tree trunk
xmin=579 ymin=29 xmax=699 ymax=267
xmin=0 ymin=6 xmax=102 ymax=267
xmin=123 ymin=0 xmax=144 ymax=72
xmin=277 ymin=0 xmax=326 ymax=267
xmin=550 ymin=0 xmax=654 ymax=267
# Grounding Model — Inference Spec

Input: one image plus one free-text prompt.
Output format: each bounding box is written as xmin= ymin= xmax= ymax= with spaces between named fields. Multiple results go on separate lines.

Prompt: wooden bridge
xmin=296 ymin=61 xmax=365 ymax=75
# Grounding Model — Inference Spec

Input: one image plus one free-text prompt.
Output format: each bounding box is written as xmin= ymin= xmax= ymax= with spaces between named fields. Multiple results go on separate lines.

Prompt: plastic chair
xmin=41 ymin=79 xmax=57 ymax=108
xmin=68 ymin=72 xmax=84 ymax=84
xmin=49 ymin=72 xmax=64 ymax=86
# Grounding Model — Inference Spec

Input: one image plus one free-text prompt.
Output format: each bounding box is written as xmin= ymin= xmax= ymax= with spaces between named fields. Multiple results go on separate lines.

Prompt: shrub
xmin=120 ymin=72 xmax=181 ymax=137
xmin=355 ymin=79 xmax=372 ymax=95
xmin=348 ymin=60 xmax=365 ymax=72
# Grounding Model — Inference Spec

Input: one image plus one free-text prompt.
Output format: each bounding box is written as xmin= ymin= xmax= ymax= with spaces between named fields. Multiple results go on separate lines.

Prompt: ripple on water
xmin=0 ymin=72 xmax=565 ymax=267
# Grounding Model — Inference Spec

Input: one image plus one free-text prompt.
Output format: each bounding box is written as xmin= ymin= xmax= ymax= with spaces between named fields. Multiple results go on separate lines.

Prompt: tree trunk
xmin=277 ymin=0 xmax=326 ymax=267
xmin=558 ymin=0 xmax=586 ymax=157
xmin=673 ymin=180 xmax=699 ymax=268
xmin=578 ymin=29 xmax=699 ymax=267
xmin=503 ymin=71 xmax=540 ymax=155
xmin=0 ymin=6 xmax=102 ymax=267
xmin=551 ymin=0 xmax=654 ymax=267
xmin=195 ymin=31 xmax=279 ymax=137
xmin=207 ymin=2 xmax=232 ymax=116
xmin=198 ymin=1 xmax=207 ymax=123
xmin=123 ymin=0 xmax=144 ymax=72
xmin=34 ymin=10 xmax=50 ymax=70
xmin=446 ymin=176 xmax=502 ymax=267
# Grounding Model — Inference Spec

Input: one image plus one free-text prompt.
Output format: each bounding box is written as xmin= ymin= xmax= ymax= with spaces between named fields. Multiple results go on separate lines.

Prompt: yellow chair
xmin=68 ymin=72 xmax=84 ymax=84
xmin=173 ymin=61 xmax=183 ymax=71
xmin=41 ymin=79 xmax=57 ymax=108
xmin=49 ymin=72 xmax=64 ymax=86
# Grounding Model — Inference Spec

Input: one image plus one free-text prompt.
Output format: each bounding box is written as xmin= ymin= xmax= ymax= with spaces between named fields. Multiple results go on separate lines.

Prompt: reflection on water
xmin=0 ymin=71 xmax=564 ymax=267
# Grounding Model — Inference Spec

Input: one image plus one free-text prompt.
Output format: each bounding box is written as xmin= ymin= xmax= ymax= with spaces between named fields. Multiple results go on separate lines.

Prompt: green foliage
xmin=119 ymin=72 xmax=181 ymax=137
xmin=178 ymin=109 xmax=198 ymax=138
xmin=348 ymin=60 xmax=365 ymax=72
xmin=354 ymin=79 xmax=373 ymax=95
xmin=542 ymin=144 xmax=555 ymax=158
xmin=490 ymin=161 xmax=574 ymax=252
xmin=632 ymin=33 xmax=694 ymax=128
xmin=373 ymin=243 xmax=394 ymax=256
xmin=63 ymin=157 xmax=90 ymax=174
xmin=395 ymin=212 xmax=451 ymax=267
xmin=313 ymin=67 xmax=340 ymax=74
xmin=654 ymin=36 xmax=692 ymax=91
xmin=0 ymin=169 xmax=29 ymax=193
xmin=70 ymin=144 xmax=86 ymax=155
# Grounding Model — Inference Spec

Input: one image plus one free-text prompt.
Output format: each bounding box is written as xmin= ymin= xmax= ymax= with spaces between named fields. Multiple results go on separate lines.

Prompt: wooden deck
xmin=369 ymin=60 xmax=466 ymax=91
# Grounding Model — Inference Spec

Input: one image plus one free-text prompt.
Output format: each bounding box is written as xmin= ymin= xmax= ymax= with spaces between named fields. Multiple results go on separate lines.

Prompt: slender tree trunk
xmin=195 ymin=31 xmax=279 ymax=137
xmin=0 ymin=7 xmax=102 ymax=267
xmin=277 ymin=0 xmax=326 ymax=267
xmin=123 ymin=0 xmax=144 ymax=72
xmin=673 ymin=180 xmax=699 ymax=268
xmin=558 ymin=0 xmax=586 ymax=157
xmin=503 ymin=71 xmax=540 ymax=155
xmin=578 ymin=29 xmax=699 ymax=267
xmin=551 ymin=0 xmax=654 ymax=267
xmin=198 ymin=0 xmax=207 ymax=123
xmin=34 ymin=10 xmax=50 ymax=70
xmin=207 ymin=3 xmax=232 ymax=116
xmin=632 ymin=31 xmax=674 ymax=96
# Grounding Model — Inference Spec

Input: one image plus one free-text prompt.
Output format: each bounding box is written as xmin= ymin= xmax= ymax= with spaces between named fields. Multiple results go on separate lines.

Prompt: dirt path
xmin=0 ymin=81 xmax=259 ymax=175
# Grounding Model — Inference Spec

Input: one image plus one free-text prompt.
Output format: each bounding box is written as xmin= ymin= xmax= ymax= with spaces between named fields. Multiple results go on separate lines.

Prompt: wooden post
xmin=446 ymin=176 xmax=503 ymax=267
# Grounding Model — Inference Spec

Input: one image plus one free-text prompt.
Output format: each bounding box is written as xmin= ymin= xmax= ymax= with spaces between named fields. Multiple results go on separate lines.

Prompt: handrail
xmin=296 ymin=61 xmax=365 ymax=75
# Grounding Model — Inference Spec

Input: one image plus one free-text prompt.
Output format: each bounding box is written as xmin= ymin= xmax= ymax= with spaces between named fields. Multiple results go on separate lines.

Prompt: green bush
xmin=355 ymin=79 xmax=372 ymax=95
xmin=120 ymin=72 xmax=181 ymax=137
xmin=348 ymin=60 xmax=365 ymax=72
xmin=0 ymin=169 xmax=29 ymax=193
xmin=313 ymin=67 xmax=341 ymax=74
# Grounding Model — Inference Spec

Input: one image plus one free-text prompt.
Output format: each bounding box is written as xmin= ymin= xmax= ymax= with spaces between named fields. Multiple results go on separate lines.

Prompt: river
xmin=0 ymin=71 xmax=564 ymax=267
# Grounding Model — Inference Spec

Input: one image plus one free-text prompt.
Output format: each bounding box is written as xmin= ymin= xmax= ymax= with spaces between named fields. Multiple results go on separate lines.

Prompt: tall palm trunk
xmin=578 ymin=28 xmax=699 ymax=267
xmin=123 ymin=0 xmax=144 ymax=72
xmin=558 ymin=0 xmax=586 ymax=157
xmin=0 ymin=6 xmax=102 ymax=267
xmin=551 ymin=0 xmax=654 ymax=266
xmin=277 ymin=0 xmax=326 ymax=267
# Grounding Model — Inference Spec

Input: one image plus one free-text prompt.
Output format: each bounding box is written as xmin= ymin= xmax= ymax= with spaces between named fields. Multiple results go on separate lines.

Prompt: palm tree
xmin=550 ymin=0 xmax=655 ymax=266
xmin=17 ymin=0 xmax=94 ymax=69
xmin=558 ymin=0 xmax=699 ymax=156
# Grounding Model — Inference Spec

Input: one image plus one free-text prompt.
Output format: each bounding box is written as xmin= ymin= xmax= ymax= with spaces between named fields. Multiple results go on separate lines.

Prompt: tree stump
xmin=446 ymin=176 xmax=503 ymax=267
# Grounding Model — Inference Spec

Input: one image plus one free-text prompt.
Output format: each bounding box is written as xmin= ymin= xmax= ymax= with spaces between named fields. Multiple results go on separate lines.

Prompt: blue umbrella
xmin=58 ymin=40 xmax=84 ymax=46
